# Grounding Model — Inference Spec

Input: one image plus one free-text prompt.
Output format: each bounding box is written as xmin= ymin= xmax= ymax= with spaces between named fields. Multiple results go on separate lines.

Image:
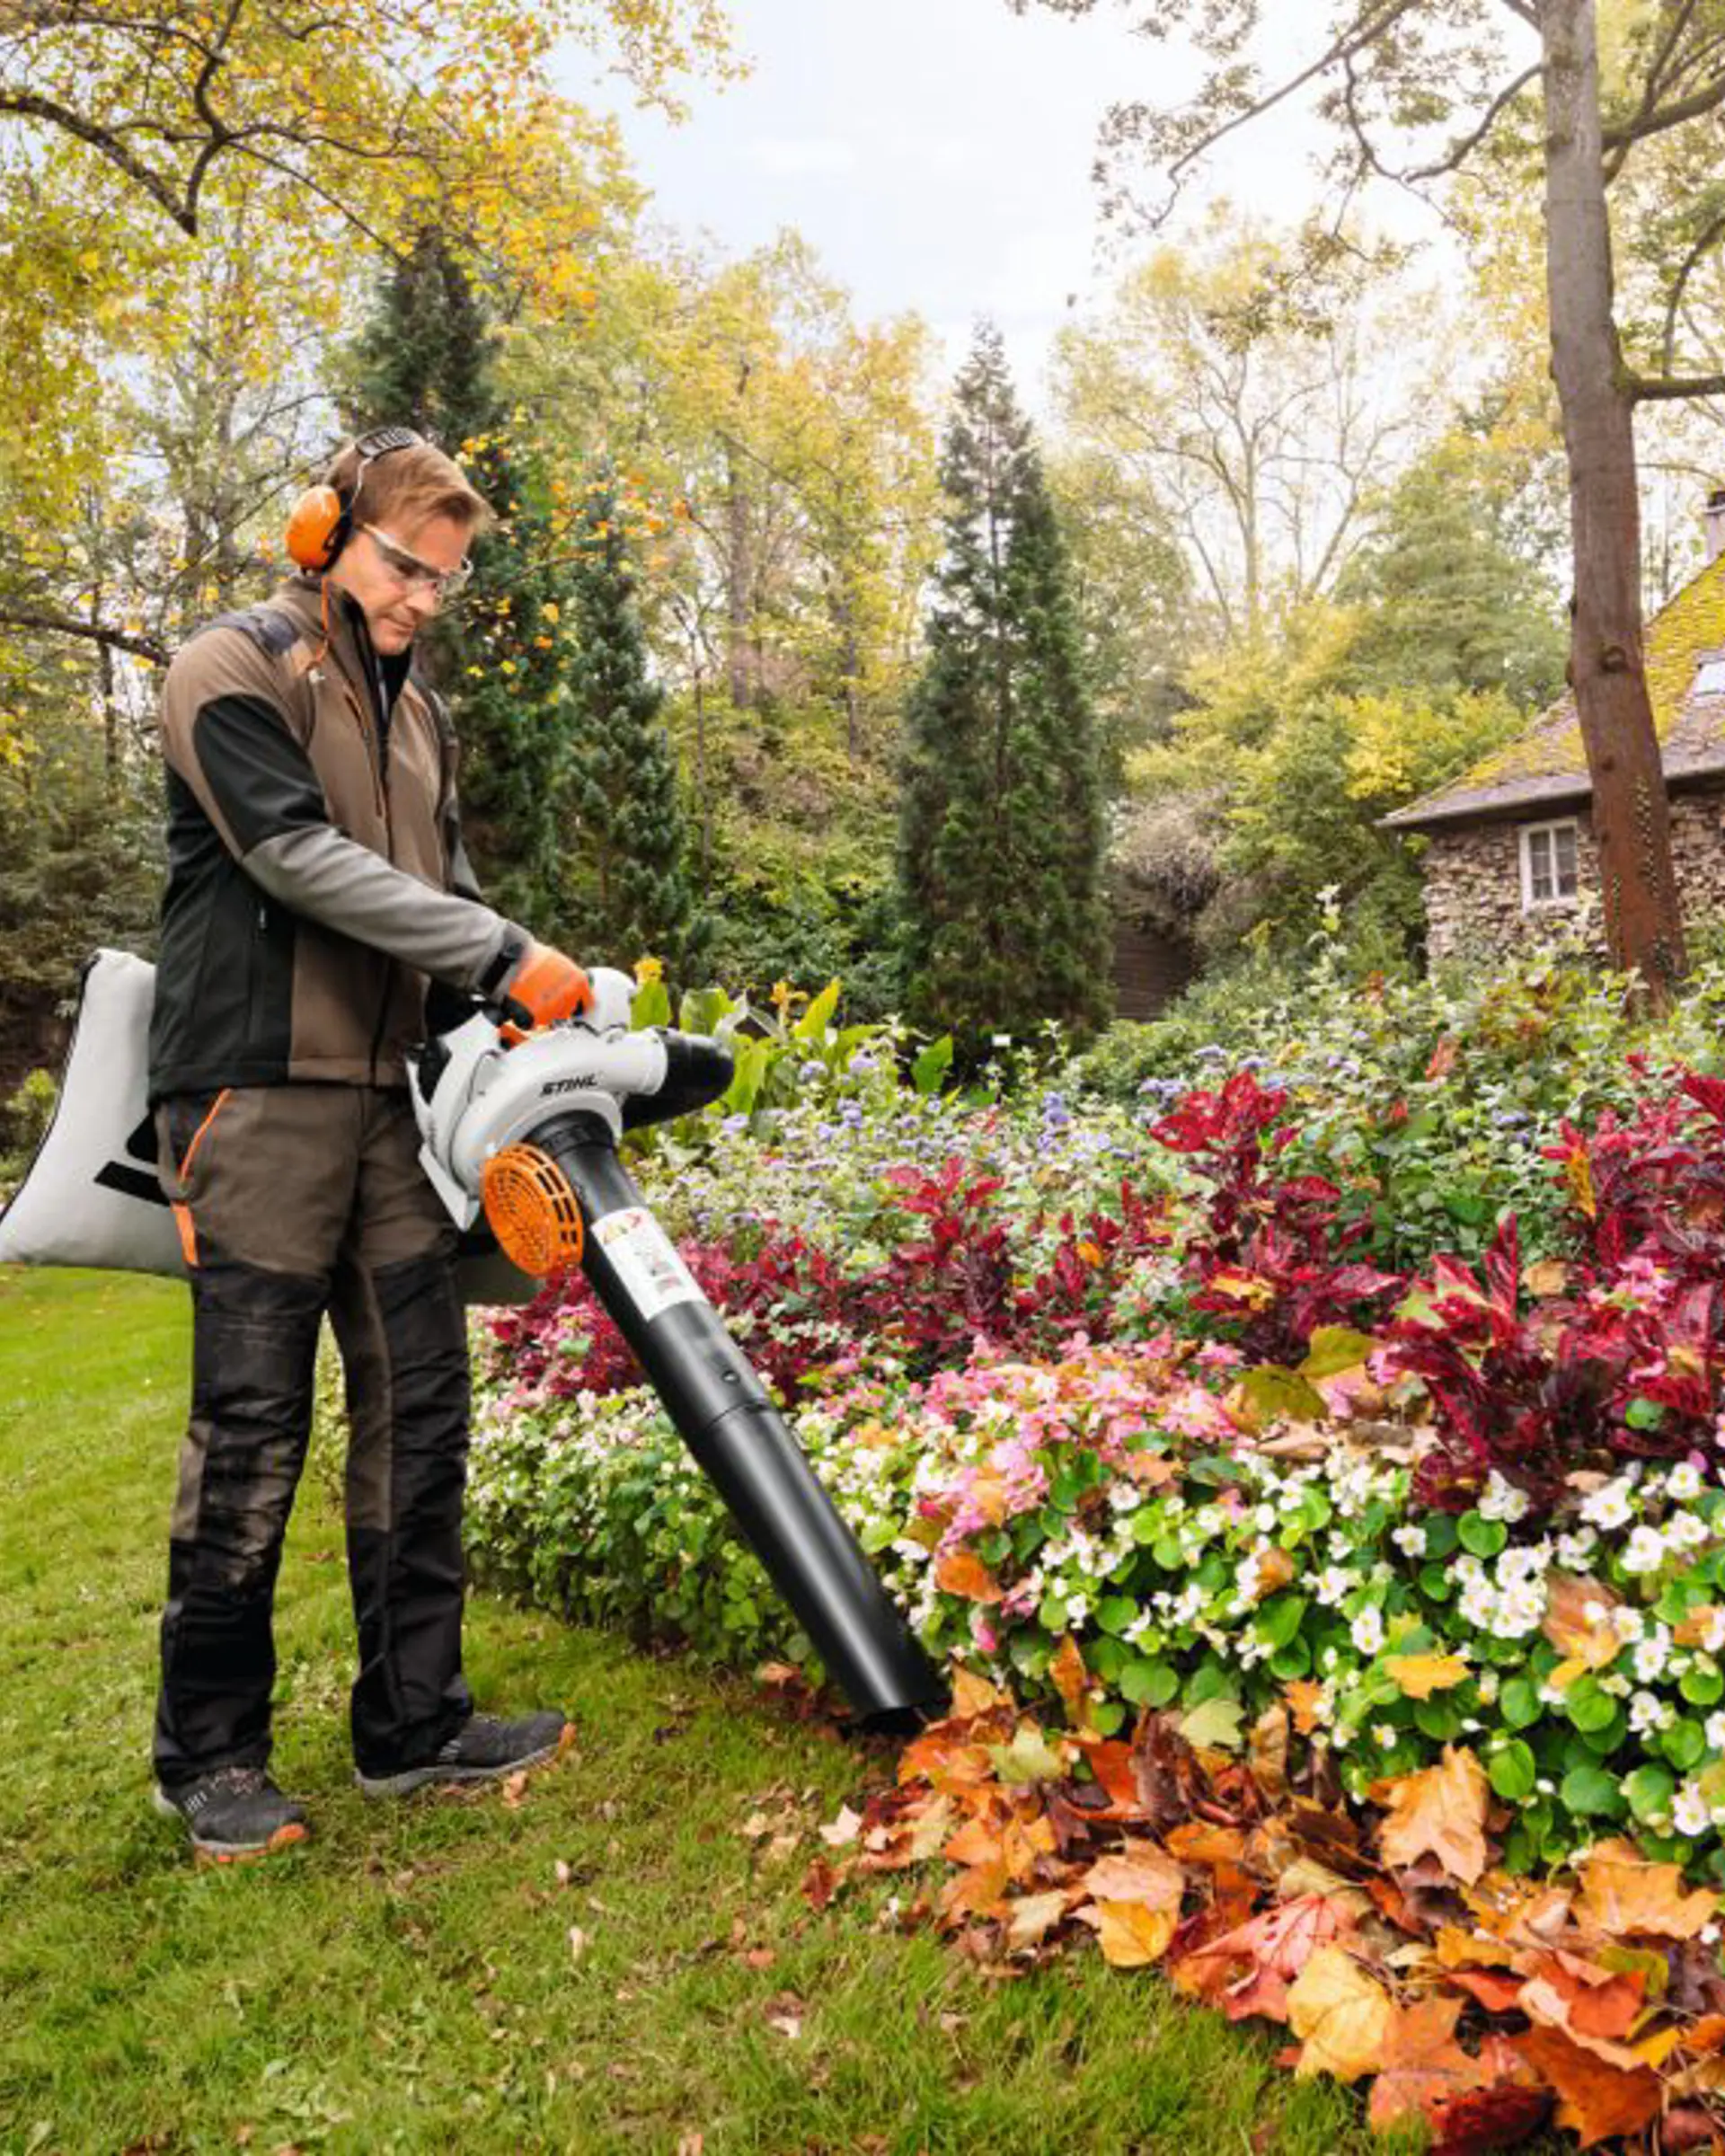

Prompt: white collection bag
xmin=0 ymin=949 xmax=534 ymax=1304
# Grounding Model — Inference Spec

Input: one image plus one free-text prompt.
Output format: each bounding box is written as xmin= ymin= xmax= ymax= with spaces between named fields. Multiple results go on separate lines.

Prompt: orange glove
xmin=500 ymin=940 xmax=592 ymax=1040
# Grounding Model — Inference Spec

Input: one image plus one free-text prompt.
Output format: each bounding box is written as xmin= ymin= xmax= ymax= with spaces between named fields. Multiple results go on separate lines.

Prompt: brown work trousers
xmin=153 ymin=1083 xmax=473 ymax=1786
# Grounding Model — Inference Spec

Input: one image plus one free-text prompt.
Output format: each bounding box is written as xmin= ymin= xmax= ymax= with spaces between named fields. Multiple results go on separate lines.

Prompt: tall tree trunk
xmin=1539 ymin=0 xmax=1686 ymax=997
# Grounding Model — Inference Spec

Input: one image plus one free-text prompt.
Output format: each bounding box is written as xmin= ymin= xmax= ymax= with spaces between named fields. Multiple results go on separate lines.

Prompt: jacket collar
xmin=273 ymin=574 xmax=414 ymax=716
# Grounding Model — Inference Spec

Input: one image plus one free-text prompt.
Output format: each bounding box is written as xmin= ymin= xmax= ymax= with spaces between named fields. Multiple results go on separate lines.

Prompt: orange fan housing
xmin=481 ymin=1144 xmax=584 ymax=1277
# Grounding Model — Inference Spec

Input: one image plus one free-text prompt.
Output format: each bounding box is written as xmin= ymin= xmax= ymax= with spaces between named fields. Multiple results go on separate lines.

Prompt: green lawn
xmin=0 ymin=1267 xmax=1404 ymax=2156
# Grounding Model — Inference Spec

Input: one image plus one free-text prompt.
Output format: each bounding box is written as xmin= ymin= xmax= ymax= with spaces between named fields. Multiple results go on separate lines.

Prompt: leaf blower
xmin=409 ymin=968 xmax=951 ymax=1733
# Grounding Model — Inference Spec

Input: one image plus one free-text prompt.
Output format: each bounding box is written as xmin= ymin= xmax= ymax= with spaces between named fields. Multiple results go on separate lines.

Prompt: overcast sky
xmin=571 ymin=0 xmax=1356 ymax=406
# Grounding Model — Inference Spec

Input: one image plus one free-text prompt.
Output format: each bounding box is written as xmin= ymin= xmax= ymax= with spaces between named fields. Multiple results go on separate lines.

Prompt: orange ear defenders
xmin=285 ymin=425 xmax=423 ymax=572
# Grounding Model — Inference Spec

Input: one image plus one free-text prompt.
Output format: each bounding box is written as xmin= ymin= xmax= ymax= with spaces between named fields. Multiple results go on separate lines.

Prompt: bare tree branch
xmin=0 ymin=90 xmax=193 ymax=229
xmin=0 ymin=606 xmax=169 ymax=666
xmin=1629 ymin=369 xmax=1725 ymax=402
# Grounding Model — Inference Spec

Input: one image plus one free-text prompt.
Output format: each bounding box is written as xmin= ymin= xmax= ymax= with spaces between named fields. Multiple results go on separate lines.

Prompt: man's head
xmin=318 ymin=435 xmax=494 ymax=656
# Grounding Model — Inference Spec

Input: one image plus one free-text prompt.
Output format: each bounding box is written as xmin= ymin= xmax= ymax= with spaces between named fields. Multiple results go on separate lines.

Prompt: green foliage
xmin=1337 ymin=434 xmax=1569 ymax=710
xmin=1128 ymin=602 xmax=1526 ymax=960
xmin=898 ymin=324 xmax=1111 ymax=1057
xmin=0 ymin=1066 xmax=58 ymax=1197
xmin=0 ymin=715 xmax=162 ymax=998
xmin=559 ymin=473 xmax=706 ymax=977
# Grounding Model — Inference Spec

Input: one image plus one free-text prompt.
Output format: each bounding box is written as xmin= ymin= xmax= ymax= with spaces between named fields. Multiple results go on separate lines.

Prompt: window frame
xmin=1518 ymin=817 xmax=1581 ymax=911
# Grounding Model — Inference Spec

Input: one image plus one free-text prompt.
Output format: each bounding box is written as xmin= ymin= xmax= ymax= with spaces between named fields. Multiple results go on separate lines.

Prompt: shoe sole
xmin=152 ymin=1784 xmax=309 ymax=1862
xmin=354 ymin=1722 xmax=574 ymax=1800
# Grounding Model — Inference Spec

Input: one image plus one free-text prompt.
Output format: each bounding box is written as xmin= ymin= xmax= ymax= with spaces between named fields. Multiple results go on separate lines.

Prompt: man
xmin=148 ymin=428 xmax=588 ymax=1860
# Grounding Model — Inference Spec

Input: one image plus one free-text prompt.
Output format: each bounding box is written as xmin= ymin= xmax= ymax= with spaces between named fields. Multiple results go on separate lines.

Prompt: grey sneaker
xmin=153 ymin=1765 xmax=309 ymax=1861
xmin=355 ymin=1710 xmax=572 ymax=1798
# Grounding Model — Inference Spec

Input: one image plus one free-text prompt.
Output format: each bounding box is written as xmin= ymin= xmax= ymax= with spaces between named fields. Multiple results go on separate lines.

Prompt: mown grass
xmin=0 ymin=1266 xmax=1419 ymax=2156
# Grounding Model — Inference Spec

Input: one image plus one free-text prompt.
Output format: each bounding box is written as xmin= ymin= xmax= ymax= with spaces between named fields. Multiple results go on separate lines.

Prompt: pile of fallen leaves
xmin=811 ymin=1669 xmax=1725 ymax=2152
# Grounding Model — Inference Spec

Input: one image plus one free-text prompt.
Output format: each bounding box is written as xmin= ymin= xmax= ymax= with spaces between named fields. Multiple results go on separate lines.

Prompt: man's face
xmin=329 ymin=511 xmax=473 ymax=656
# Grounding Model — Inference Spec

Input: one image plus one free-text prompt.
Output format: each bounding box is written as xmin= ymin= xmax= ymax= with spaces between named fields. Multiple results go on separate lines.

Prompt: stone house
xmin=1384 ymin=501 xmax=1725 ymax=960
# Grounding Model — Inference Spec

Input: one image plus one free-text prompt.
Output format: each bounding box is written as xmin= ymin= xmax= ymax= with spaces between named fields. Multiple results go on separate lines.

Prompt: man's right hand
xmin=499 ymin=941 xmax=592 ymax=1038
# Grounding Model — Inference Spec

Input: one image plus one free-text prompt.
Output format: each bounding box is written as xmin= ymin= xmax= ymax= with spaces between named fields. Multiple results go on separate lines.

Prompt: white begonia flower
xmin=1493 ymin=1584 xmax=1547 ymax=1639
xmin=1674 ymin=1780 xmax=1712 ymax=1838
xmin=1705 ymin=1710 xmax=1725 ymax=1754
xmin=1633 ymin=1625 xmax=1674 ymax=1683
xmin=1668 ymin=1510 xmax=1710 ymax=1552
xmin=1479 ymin=1471 xmax=1531 ymax=1524
xmin=1350 ymin=1605 xmax=1385 ymax=1656
xmin=1629 ymin=1690 xmax=1672 ymax=1737
xmin=1702 ymin=1609 xmax=1725 ymax=1655
xmin=1375 ymin=1724 xmax=1399 ymax=1747
xmin=1612 ymin=1605 xmax=1647 ymax=1645
xmin=1556 ymin=1529 xmax=1598 ymax=1568
xmin=1314 ymin=1567 xmax=1351 ymax=1608
xmin=1476 ymin=1670 xmax=1500 ymax=1703
xmin=1669 ymin=1461 xmax=1704 ymax=1501
xmin=1497 ymin=1544 xmax=1551 ymax=1588
xmin=1459 ymin=1577 xmax=1499 ymax=1630
xmin=1391 ymin=1524 xmax=1428 ymax=1558
xmin=1622 ymin=1524 xmax=1668 ymax=1576
xmin=1253 ymin=1505 xmax=1278 ymax=1534
xmin=1454 ymin=1553 xmax=1484 ymax=1587
xmin=1581 ymin=1478 xmax=1636 ymax=1531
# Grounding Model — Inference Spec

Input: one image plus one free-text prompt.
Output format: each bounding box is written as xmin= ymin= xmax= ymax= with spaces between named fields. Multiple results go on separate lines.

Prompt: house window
xmin=1519 ymin=818 xmax=1579 ymax=909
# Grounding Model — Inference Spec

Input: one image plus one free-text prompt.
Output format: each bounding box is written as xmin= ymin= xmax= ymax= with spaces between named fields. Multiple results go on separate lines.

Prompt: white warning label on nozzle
xmin=591 ymin=1206 xmax=703 ymax=1321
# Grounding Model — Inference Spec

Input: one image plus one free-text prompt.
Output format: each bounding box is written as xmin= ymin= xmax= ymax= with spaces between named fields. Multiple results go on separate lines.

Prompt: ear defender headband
xmin=285 ymin=426 xmax=423 ymax=573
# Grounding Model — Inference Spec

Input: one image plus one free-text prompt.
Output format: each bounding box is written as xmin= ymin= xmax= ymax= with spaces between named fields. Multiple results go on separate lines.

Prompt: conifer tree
xmin=343 ymin=230 xmax=573 ymax=932
xmin=898 ymin=324 xmax=1110 ymax=1054
xmin=562 ymin=473 xmax=706 ymax=979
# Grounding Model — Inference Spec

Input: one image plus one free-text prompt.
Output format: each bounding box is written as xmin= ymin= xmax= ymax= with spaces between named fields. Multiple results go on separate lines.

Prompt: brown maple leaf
xmin=1576 ymin=1838 xmax=1721 ymax=1940
xmin=1365 ymin=1994 xmax=1483 ymax=2136
xmin=1376 ymin=1745 xmax=1490 ymax=1885
xmin=1513 ymin=2023 xmax=1663 ymax=2150
xmin=1543 ymin=1573 xmax=1623 ymax=1677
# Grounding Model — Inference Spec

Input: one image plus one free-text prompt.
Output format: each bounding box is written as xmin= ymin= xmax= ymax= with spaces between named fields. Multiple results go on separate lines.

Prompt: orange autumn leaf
xmin=1172 ymin=1894 xmax=1351 ymax=2023
xmin=1384 ymin=1652 xmax=1471 ymax=1700
xmin=1091 ymin=1899 xmax=1179 ymax=1967
xmin=1376 ymin=1745 xmax=1490 ymax=1885
xmin=1004 ymin=1888 xmax=1073 ymax=1954
xmin=942 ymin=1816 xmax=1005 ymax=1869
xmin=1365 ymin=1993 xmax=1484 ymax=2135
xmin=1079 ymin=1847 xmax=1185 ymax=1912
xmin=1448 ymin=1967 xmax=1528 ymax=2014
xmin=936 ymin=1856 xmax=1012 ymax=1927
xmin=949 ymin=1666 xmax=1007 ymax=1719
xmin=1283 ymin=1680 xmax=1324 ymax=1736
xmin=1514 ymin=2024 xmax=1662 ymax=2150
xmin=1285 ymin=1944 xmax=1396 ymax=2083
xmin=1543 ymin=1572 xmax=1623 ymax=1674
xmin=1676 ymin=1605 xmax=1725 ymax=1648
xmin=1049 ymin=1634 xmax=1094 ymax=1730
xmin=934 ymin=1551 xmax=1004 ymax=1604
xmin=1520 ymin=1961 xmax=1645 ymax=2046
xmin=1163 ymin=1820 xmax=1248 ymax=1868
xmin=1252 ymin=1546 xmax=1297 ymax=1599
xmin=1576 ymin=1839 xmax=1721 ymax=1940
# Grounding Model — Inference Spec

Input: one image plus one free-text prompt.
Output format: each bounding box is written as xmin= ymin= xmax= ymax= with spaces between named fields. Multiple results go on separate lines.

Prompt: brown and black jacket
xmin=149 ymin=576 xmax=527 ymax=1102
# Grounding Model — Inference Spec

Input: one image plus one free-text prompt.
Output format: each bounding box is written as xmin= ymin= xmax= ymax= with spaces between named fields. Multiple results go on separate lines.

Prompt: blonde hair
xmin=323 ymin=433 xmax=494 ymax=540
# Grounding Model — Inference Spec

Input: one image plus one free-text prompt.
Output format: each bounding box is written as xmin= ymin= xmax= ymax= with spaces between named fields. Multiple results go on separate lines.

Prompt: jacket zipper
xmin=341 ymin=681 xmax=398 ymax=1084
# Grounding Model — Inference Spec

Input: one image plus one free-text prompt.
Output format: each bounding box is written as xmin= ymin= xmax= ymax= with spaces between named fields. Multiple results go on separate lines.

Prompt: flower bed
xmin=468 ymin=1030 xmax=1725 ymax=1882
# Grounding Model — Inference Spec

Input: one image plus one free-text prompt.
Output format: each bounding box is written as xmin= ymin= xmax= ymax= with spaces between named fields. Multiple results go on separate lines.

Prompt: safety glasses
xmin=361 ymin=524 xmax=473 ymax=603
